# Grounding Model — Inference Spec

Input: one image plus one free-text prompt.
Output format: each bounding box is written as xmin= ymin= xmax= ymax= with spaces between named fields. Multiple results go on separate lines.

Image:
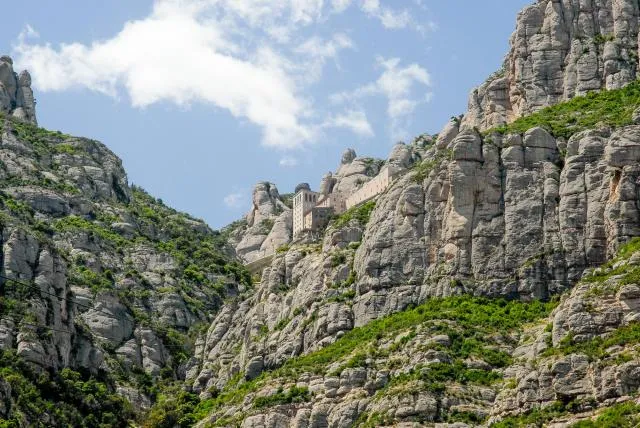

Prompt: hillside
xmin=0 ymin=83 xmax=251 ymax=425
xmin=3 ymin=0 xmax=640 ymax=427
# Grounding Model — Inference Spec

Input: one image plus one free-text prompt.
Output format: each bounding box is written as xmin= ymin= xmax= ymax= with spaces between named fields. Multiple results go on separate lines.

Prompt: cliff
xmin=4 ymin=0 xmax=640 ymax=427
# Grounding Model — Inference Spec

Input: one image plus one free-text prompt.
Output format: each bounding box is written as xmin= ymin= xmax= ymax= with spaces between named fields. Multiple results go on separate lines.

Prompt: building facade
xmin=293 ymin=184 xmax=318 ymax=237
xmin=292 ymin=165 xmax=404 ymax=238
xmin=345 ymin=166 xmax=401 ymax=210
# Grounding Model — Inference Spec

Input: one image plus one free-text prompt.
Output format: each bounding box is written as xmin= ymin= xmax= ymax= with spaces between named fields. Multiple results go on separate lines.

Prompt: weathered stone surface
xmin=0 ymin=56 xmax=36 ymax=124
xmin=463 ymin=0 xmax=640 ymax=131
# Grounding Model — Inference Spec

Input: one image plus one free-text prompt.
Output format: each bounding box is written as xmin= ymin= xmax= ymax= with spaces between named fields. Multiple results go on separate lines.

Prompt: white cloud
xmin=279 ymin=156 xmax=299 ymax=167
xmin=323 ymin=109 xmax=374 ymax=137
xmin=361 ymin=0 xmax=411 ymax=29
xmin=331 ymin=56 xmax=432 ymax=140
xmin=294 ymin=33 xmax=354 ymax=82
xmin=13 ymin=0 xmax=435 ymax=149
xmin=223 ymin=191 xmax=245 ymax=208
xmin=15 ymin=1 xmax=317 ymax=149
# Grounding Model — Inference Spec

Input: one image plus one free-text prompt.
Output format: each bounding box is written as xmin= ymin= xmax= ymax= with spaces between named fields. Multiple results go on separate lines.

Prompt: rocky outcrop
xmin=490 ymin=245 xmax=640 ymax=424
xmin=0 ymin=56 xmax=37 ymax=124
xmin=0 ymin=95 xmax=247 ymax=423
xmin=230 ymin=182 xmax=292 ymax=263
xmin=330 ymin=149 xmax=384 ymax=197
xmin=189 ymin=122 xmax=640 ymax=400
xmin=463 ymin=0 xmax=640 ymax=131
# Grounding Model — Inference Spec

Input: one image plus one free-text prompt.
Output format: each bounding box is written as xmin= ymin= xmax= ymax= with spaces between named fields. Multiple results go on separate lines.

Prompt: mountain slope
xmin=0 ymin=105 xmax=251 ymax=425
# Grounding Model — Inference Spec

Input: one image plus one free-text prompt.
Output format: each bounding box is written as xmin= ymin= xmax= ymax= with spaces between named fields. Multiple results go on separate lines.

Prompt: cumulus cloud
xmin=223 ymin=191 xmax=245 ymax=208
xmin=331 ymin=57 xmax=432 ymax=140
xmin=13 ymin=0 xmax=434 ymax=149
xmin=323 ymin=109 xmax=374 ymax=137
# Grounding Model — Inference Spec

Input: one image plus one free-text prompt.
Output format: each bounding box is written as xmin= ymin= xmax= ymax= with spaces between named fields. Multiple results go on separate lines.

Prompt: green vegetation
xmin=253 ymin=386 xmax=310 ymax=409
xmin=581 ymin=237 xmax=640 ymax=295
xmin=492 ymin=400 xmax=640 ymax=428
xmin=571 ymin=401 xmax=640 ymax=427
xmin=276 ymin=244 xmax=290 ymax=254
xmin=492 ymin=81 xmax=640 ymax=139
xmin=332 ymin=200 xmax=376 ymax=229
xmin=279 ymin=296 xmax=553 ymax=376
xmin=593 ymin=33 xmax=616 ymax=45
xmin=0 ymin=350 xmax=133 ymax=427
xmin=54 ymin=215 xmax=129 ymax=247
xmin=129 ymin=186 xmax=252 ymax=290
xmin=412 ymin=149 xmax=452 ymax=183
xmin=174 ymin=296 xmax=556 ymax=426
xmin=542 ymin=322 xmax=640 ymax=360
xmin=327 ymin=289 xmax=356 ymax=303
xmin=491 ymin=401 xmax=569 ymax=427
xmin=330 ymin=252 xmax=347 ymax=267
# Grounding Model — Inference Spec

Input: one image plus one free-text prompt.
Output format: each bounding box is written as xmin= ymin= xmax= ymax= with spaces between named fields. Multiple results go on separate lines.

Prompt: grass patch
xmin=332 ymin=200 xmax=376 ymax=229
xmin=542 ymin=322 xmax=640 ymax=360
xmin=491 ymin=81 xmax=640 ymax=139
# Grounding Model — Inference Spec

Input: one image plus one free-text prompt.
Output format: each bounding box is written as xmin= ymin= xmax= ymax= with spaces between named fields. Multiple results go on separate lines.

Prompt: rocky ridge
xmin=0 ymin=103 xmax=251 ymax=425
xmin=177 ymin=0 xmax=640 ymax=425
xmin=463 ymin=0 xmax=640 ymax=131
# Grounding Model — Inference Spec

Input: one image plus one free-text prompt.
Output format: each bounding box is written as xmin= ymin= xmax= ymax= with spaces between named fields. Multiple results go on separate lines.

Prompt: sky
xmin=0 ymin=0 xmax=532 ymax=229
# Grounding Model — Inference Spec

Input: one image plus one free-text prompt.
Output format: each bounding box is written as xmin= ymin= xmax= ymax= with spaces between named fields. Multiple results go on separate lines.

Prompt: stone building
xmin=345 ymin=165 xmax=402 ymax=210
xmin=292 ymin=183 xmax=318 ymax=237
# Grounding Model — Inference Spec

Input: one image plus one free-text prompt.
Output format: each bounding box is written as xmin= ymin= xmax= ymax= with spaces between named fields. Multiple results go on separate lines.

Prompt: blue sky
xmin=0 ymin=0 xmax=531 ymax=229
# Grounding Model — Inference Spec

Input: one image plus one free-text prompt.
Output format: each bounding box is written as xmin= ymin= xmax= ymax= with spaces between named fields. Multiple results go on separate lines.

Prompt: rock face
xmin=463 ymin=0 xmax=640 ymax=130
xmin=490 ymin=245 xmax=640 ymax=424
xmin=0 ymin=56 xmax=37 ymax=124
xmin=0 ymin=78 xmax=247 ymax=424
xmin=230 ymin=182 xmax=292 ymax=263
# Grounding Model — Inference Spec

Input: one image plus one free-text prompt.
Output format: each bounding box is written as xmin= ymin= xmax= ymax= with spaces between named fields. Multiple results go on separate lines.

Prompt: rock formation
xmin=229 ymin=182 xmax=292 ymax=263
xmin=0 ymin=56 xmax=37 ymax=124
xmin=463 ymin=0 xmax=640 ymax=131
xmin=6 ymin=0 xmax=640 ymax=425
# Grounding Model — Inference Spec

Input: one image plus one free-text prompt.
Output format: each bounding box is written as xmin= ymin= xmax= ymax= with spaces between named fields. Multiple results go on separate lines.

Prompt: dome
xmin=295 ymin=183 xmax=311 ymax=194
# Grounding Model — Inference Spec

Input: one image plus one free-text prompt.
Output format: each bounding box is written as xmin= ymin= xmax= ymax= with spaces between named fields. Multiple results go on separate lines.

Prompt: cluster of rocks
xmin=0 ymin=106 xmax=242 ymax=417
xmin=491 ymin=252 xmax=640 ymax=424
xmin=230 ymin=182 xmax=292 ymax=263
xmin=463 ymin=0 xmax=640 ymax=131
xmin=196 ymin=324 xmax=506 ymax=427
xmin=0 ymin=56 xmax=36 ymax=124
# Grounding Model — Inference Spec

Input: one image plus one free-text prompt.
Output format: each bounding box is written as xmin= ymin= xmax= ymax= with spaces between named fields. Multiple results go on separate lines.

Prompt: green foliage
xmin=54 ymin=215 xmax=129 ymax=247
xmin=171 ymin=297 xmax=555 ymax=425
xmin=593 ymin=33 xmax=615 ymax=45
xmin=330 ymin=252 xmax=347 ymax=267
xmin=491 ymin=401 xmax=568 ymax=427
xmin=130 ymin=186 xmax=252 ymax=290
xmin=8 ymin=118 xmax=70 ymax=160
xmin=492 ymin=81 xmax=640 ymax=139
xmin=542 ymin=322 xmax=640 ymax=360
xmin=332 ymin=200 xmax=376 ymax=229
xmin=0 ymin=350 xmax=133 ymax=427
xmin=571 ymin=401 xmax=640 ymax=427
xmin=412 ymin=149 xmax=452 ymax=183
xmin=253 ymin=386 xmax=310 ymax=409
xmin=276 ymin=244 xmax=290 ymax=254
xmin=52 ymin=143 xmax=79 ymax=155
xmin=279 ymin=297 xmax=554 ymax=376
xmin=143 ymin=386 xmax=200 ymax=428
xmin=327 ymin=289 xmax=356 ymax=303
xmin=68 ymin=265 xmax=114 ymax=293
xmin=274 ymin=317 xmax=291 ymax=331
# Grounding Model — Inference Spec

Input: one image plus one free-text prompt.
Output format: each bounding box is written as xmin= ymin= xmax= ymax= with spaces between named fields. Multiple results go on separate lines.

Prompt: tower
xmin=293 ymin=183 xmax=318 ymax=237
